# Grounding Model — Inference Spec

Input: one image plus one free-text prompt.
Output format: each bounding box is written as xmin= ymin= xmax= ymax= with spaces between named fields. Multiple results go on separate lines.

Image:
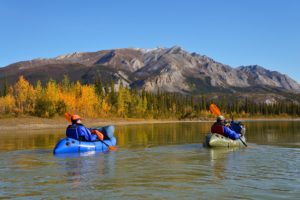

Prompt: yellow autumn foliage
xmin=101 ymin=98 xmax=111 ymax=115
xmin=77 ymin=85 xmax=99 ymax=117
xmin=0 ymin=94 xmax=16 ymax=114
xmin=45 ymin=80 xmax=59 ymax=102
xmin=13 ymin=76 xmax=36 ymax=113
xmin=60 ymin=91 xmax=77 ymax=113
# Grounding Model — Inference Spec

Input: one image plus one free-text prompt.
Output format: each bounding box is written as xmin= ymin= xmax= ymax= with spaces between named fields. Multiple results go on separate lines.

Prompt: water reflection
xmin=55 ymin=152 xmax=116 ymax=190
xmin=116 ymin=122 xmax=210 ymax=148
xmin=245 ymin=121 xmax=300 ymax=147
xmin=208 ymin=147 xmax=244 ymax=181
xmin=0 ymin=129 xmax=65 ymax=151
xmin=209 ymin=148 xmax=229 ymax=180
xmin=1 ymin=121 xmax=300 ymax=151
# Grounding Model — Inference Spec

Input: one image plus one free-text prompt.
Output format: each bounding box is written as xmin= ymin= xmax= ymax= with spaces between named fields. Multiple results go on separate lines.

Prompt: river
xmin=0 ymin=121 xmax=299 ymax=199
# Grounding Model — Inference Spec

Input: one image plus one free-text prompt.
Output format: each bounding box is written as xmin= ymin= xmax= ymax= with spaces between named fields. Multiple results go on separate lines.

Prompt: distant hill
xmin=1 ymin=46 xmax=299 ymax=103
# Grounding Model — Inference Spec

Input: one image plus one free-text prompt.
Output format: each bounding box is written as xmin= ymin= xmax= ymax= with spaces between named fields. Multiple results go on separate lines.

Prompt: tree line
xmin=0 ymin=76 xmax=299 ymax=119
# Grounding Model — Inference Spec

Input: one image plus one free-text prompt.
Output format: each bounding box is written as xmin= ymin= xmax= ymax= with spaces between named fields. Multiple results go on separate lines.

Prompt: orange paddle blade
xmin=210 ymin=103 xmax=221 ymax=116
xmin=64 ymin=112 xmax=72 ymax=122
xmin=108 ymin=146 xmax=117 ymax=151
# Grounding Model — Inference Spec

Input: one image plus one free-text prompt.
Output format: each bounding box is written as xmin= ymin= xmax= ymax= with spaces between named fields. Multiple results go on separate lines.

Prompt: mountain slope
xmin=1 ymin=46 xmax=299 ymax=99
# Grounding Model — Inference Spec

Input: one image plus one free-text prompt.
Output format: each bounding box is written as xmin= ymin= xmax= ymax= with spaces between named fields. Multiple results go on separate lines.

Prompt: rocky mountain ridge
xmin=1 ymin=46 xmax=299 ymax=102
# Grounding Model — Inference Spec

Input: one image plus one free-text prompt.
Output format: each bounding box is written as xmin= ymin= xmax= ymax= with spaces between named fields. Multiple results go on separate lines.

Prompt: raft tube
xmin=53 ymin=125 xmax=116 ymax=154
xmin=203 ymin=133 xmax=246 ymax=148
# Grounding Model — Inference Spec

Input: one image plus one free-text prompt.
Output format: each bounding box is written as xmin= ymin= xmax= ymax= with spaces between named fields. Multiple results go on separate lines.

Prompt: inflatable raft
xmin=204 ymin=121 xmax=246 ymax=148
xmin=203 ymin=133 xmax=246 ymax=148
xmin=53 ymin=125 xmax=116 ymax=154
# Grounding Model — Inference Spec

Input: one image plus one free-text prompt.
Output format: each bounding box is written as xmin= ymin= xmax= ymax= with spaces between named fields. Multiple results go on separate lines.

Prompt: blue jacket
xmin=211 ymin=122 xmax=241 ymax=140
xmin=66 ymin=124 xmax=98 ymax=142
xmin=224 ymin=126 xmax=240 ymax=140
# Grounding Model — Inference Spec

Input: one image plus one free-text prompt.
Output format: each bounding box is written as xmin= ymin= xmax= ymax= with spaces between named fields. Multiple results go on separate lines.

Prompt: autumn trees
xmin=0 ymin=76 xmax=114 ymax=118
xmin=0 ymin=75 xmax=300 ymax=118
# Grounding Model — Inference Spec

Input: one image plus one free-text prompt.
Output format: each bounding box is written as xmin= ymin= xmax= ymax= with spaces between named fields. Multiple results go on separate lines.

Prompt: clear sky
xmin=1 ymin=0 xmax=300 ymax=82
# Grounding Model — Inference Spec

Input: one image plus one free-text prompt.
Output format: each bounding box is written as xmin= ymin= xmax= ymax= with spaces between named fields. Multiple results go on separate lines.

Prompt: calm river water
xmin=0 ymin=121 xmax=300 ymax=199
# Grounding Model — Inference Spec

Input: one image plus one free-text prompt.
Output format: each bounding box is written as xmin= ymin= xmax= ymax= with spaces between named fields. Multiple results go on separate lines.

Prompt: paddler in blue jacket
xmin=66 ymin=115 xmax=103 ymax=141
xmin=211 ymin=115 xmax=241 ymax=140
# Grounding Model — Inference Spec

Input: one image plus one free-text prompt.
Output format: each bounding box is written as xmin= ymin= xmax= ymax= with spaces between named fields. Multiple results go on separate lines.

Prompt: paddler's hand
xmin=90 ymin=129 xmax=96 ymax=134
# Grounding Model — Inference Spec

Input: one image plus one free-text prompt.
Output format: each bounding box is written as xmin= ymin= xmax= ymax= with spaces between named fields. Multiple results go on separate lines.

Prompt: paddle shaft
xmin=91 ymin=128 xmax=116 ymax=150
xmin=239 ymin=137 xmax=247 ymax=147
xmin=99 ymin=139 xmax=110 ymax=148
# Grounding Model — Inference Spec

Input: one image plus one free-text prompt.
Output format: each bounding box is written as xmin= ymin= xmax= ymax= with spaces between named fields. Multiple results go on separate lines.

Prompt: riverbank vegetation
xmin=1 ymin=76 xmax=300 ymax=119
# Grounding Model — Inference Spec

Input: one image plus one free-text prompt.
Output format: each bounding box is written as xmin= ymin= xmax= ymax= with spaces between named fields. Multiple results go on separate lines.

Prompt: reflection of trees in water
xmin=2 ymin=121 xmax=298 ymax=151
xmin=116 ymin=123 xmax=211 ymax=147
xmin=245 ymin=121 xmax=300 ymax=144
xmin=0 ymin=129 xmax=65 ymax=151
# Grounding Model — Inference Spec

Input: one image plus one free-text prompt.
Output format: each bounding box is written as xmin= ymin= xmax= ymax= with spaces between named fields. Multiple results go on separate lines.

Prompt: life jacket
xmin=66 ymin=124 xmax=85 ymax=141
xmin=211 ymin=122 xmax=225 ymax=136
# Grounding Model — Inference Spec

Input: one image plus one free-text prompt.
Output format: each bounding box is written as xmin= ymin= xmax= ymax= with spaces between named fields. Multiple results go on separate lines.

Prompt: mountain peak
xmin=166 ymin=45 xmax=185 ymax=54
xmin=1 ymin=47 xmax=299 ymax=97
xmin=55 ymin=52 xmax=82 ymax=60
xmin=239 ymin=65 xmax=265 ymax=71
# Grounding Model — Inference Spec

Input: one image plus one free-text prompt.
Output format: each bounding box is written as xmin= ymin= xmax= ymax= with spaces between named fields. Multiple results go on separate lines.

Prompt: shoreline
xmin=0 ymin=117 xmax=210 ymax=131
xmin=0 ymin=116 xmax=300 ymax=131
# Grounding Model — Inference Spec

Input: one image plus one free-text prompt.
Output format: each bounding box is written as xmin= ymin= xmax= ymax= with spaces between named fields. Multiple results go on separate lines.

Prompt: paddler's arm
xmin=90 ymin=129 xmax=104 ymax=141
xmin=224 ymin=126 xmax=241 ymax=140
xmin=78 ymin=125 xmax=96 ymax=141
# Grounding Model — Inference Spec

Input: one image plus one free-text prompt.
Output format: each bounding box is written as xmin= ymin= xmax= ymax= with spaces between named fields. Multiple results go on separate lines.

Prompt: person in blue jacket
xmin=66 ymin=115 xmax=98 ymax=141
xmin=211 ymin=115 xmax=241 ymax=140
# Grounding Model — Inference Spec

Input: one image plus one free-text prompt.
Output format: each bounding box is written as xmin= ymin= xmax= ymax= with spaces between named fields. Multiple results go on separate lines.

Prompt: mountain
xmin=1 ymin=46 xmax=299 ymax=103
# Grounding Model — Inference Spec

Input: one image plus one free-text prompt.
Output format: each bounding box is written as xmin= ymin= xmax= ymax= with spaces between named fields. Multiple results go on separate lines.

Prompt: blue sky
xmin=1 ymin=0 xmax=300 ymax=82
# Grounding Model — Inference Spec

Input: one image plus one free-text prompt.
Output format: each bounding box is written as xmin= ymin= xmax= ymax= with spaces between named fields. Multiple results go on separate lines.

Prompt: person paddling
xmin=66 ymin=114 xmax=104 ymax=141
xmin=211 ymin=115 xmax=241 ymax=140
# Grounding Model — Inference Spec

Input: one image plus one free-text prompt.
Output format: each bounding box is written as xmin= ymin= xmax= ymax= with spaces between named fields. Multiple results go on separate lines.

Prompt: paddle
xmin=209 ymin=103 xmax=221 ymax=116
xmin=209 ymin=104 xmax=247 ymax=147
xmin=64 ymin=112 xmax=72 ymax=123
xmin=99 ymin=139 xmax=117 ymax=151
xmin=64 ymin=113 xmax=117 ymax=151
